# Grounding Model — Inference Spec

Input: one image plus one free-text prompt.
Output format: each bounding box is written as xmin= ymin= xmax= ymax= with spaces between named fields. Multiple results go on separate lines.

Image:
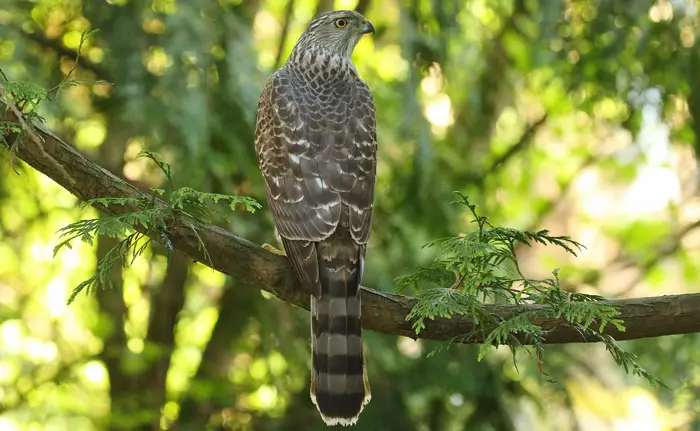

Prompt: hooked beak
xmin=360 ymin=20 xmax=375 ymax=35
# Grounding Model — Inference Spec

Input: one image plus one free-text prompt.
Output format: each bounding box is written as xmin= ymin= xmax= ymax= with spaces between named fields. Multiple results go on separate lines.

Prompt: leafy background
xmin=2 ymin=0 xmax=700 ymax=429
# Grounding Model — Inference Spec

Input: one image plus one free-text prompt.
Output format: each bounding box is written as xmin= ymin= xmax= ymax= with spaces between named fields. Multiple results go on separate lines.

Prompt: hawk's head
xmin=297 ymin=10 xmax=374 ymax=58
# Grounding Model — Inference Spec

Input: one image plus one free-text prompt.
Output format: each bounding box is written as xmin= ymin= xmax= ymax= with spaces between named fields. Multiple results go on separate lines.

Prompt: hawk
xmin=254 ymin=10 xmax=377 ymax=426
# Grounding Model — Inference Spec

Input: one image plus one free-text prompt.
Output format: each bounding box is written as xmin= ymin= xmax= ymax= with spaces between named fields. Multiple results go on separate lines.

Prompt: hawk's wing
xmin=256 ymin=67 xmax=377 ymax=424
xmin=254 ymin=68 xmax=377 ymax=295
xmin=344 ymin=78 xmax=377 ymax=244
xmin=255 ymin=70 xmax=340 ymax=241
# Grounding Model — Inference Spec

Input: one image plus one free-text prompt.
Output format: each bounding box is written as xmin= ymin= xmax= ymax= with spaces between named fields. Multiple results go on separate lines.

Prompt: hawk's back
xmin=254 ymin=12 xmax=377 ymax=426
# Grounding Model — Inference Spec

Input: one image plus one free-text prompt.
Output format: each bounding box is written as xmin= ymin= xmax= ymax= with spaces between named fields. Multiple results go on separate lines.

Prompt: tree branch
xmin=488 ymin=113 xmax=547 ymax=172
xmin=467 ymin=114 xmax=548 ymax=187
xmin=314 ymin=0 xmax=333 ymax=16
xmin=2 ymin=99 xmax=700 ymax=346
xmin=274 ymin=0 xmax=296 ymax=70
xmin=355 ymin=0 xmax=372 ymax=15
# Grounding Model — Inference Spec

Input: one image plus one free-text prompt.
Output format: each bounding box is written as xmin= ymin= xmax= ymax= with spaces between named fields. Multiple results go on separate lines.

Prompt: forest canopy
xmin=2 ymin=0 xmax=700 ymax=430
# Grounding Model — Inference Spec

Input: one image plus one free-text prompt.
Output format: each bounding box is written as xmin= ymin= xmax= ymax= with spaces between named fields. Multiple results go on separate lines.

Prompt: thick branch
xmin=2 ymin=101 xmax=700 ymax=345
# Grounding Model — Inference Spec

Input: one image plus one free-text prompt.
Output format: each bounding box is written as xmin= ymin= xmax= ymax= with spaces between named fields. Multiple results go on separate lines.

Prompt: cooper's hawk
xmin=254 ymin=10 xmax=376 ymax=426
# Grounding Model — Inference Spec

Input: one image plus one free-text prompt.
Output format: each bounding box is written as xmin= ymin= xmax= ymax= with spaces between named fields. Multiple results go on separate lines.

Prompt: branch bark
xmin=2 ymin=99 xmax=700 ymax=346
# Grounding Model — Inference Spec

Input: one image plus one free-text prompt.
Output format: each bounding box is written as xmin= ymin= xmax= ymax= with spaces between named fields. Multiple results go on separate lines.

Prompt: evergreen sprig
xmin=0 ymin=70 xmax=48 ymax=116
xmin=1 ymin=29 xmax=111 ymax=172
xmin=397 ymin=192 xmax=661 ymax=386
xmin=54 ymin=151 xmax=260 ymax=304
xmin=0 ymin=30 xmax=101 ymax=116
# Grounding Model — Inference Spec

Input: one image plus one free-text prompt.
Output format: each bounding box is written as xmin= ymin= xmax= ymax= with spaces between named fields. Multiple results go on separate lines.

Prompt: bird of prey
xmin=254 ymin=10 xmax=377 ymax=426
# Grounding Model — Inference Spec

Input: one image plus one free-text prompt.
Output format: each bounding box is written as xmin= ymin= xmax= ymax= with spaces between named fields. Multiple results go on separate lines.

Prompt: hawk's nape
xmin=253 ymin=10 xmax=377 ymax=426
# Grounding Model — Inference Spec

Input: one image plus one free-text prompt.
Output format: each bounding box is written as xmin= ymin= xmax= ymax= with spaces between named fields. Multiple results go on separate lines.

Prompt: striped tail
xmin=310 ymin=230 xmax=371 ymax=426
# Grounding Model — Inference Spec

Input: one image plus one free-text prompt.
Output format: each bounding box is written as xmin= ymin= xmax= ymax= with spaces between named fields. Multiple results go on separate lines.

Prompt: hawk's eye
xmin=334 ymin=18 xmax=348 ymax=29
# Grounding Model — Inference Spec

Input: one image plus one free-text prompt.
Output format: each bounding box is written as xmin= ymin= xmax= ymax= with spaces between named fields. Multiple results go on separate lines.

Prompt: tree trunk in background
xmin=177 ymin=281 xmax=263 ymax=428
xmin=95 ymin=121 xmax=137 ymax=429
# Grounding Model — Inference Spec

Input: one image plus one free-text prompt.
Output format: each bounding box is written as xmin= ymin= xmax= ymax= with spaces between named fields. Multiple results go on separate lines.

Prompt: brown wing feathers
xmin=254 ymin=10 xmax=376 ymax=426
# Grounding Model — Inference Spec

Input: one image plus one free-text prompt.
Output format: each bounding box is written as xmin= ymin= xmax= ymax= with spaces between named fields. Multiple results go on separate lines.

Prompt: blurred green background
xmin=2 ymin=0 xmax=700 ymax=429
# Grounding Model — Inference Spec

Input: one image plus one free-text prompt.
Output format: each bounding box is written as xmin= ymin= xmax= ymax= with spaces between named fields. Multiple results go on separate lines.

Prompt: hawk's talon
xmin=262 ymin=243 xmax=287 ymax=256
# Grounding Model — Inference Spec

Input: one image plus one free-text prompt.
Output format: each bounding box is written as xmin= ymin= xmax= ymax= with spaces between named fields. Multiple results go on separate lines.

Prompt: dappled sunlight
xmin=366 ymin=45 xmax=407 ymax=81
xmin=229 ymin=353 xmax=253 ymax=384
xmin=145 ymin=47 xmax=173 ymax=76
xmin=613 ymin=390 xmax=664 ymax=431
xmin=2 ymin=0 xmax=700 ymax=429
xmin=75 ymin=119 xmax=107 ymax=149
xmin=568 ymin=381 xmax=672 ymax=431
xmin=58 ymin=246 xmax=83 ymax=271
xmin=81 ymin=361 xmax=108 ymax=387
xmin=397 ymin=336 xmax=423 ymax=359
xmin=127 ymin=338 xmax=144 ymax=354
xmin=0 ymin=321 xmax=24 ymax=355
xmin=45 ymin=278 xmax=67 ymax=318
xmin=649 ymin=0 xmax=674 ymax=23
xmin=250 ymin=385 xmax=279 ymax=410
xmin=165 ymin=305 xmax=219 ymax=396
xmin=0 ymin=418 xmax=18 ymax=431
xmin=191 ymin=262 xmax=228 ymax=295
xmin=622 ymin=166 xmax=680 ymax=214
xmin=423 ymin=93 xmax=454 ymax=137
xmin=161 ymin=401 xmax=179 ymax=428
xmin=253 ymin=10 xmax=283 ymax=69
xmin=24 ymin=339 xmax=58 ymax=363
xmin=122 ymin=137 xmax=151 ymax=181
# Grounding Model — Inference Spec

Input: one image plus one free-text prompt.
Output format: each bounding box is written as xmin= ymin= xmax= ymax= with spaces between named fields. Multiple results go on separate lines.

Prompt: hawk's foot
xmin=262 ymin=243 xmax=287 ymax=256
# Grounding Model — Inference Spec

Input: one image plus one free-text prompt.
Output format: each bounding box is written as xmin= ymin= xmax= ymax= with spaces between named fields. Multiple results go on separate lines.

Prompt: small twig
xmin=449 ymin=270 xmax=467 ymax=289
xmin=46 ymin=29 xmax=97 ymax=94
xmin=612 ymin=219 xmax=700 ymax=296
xmin=490 ymin=114 xmax=548 ymax=171
xmin=19 ymin=29 xmax=107 ymax=78
xmin=510 ymin=243 xmax=528 ymax=281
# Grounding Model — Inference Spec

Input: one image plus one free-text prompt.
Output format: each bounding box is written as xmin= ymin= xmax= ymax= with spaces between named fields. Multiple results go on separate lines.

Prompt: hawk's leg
xmin=262 ymin=243 xmax=287 ymax=256
xmin=263 ymin=242 xmax=305 ymax=296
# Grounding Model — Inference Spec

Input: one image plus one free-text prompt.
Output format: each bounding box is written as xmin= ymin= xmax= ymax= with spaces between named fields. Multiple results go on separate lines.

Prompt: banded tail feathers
xmin=309 ymin=232 xmax=371 ymax=426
